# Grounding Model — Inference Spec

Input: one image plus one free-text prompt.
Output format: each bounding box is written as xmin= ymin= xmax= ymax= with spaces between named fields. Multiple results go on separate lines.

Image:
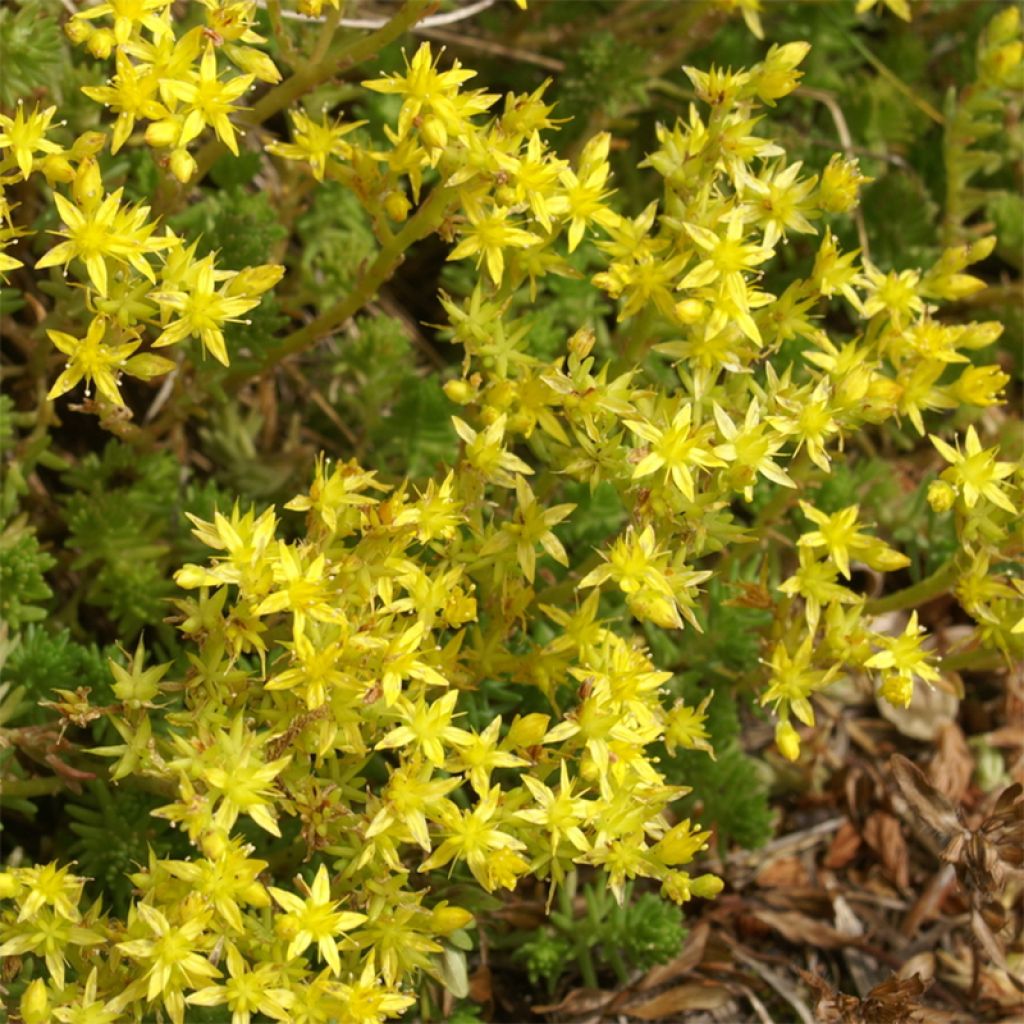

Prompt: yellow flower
xmin=0 ymin=103 xmax=63 ymax=179
xmin=626 ymin=403 xmax=724 ymax=501
xmin=760 ymin=635 xmax=838 ymax=727
xmin=36 ymin=187 xmax=162 ymax=296
xmin=81 ymin=51 xmax=168 ymax=153
xmin=113 ymin=904 xmax=220 ymax=1024
xmin=152 ymin=254 xmax=262 ymax=365
xmin=46 ymin=316 xmax=142 ymax=406
xmin=865 ymin=611 xmax=941 ymax=708
xmin=930 ymin=426 xmax=1017 ymax=513
xmin=267 ymin=110 xmax=366 ymax=181
xmin=420 ymin=786 xmax=528 ymax=890
xmin=161 ymin=44 xmax=253 ymax=156
xmin=186 ymin=942 xmax=294 ymax=1023
xmin=448 ymin=202 xmax=541 ymax=286
xmin=268 ymin=865 xmax=367 ymax=975
xmin=713 ymin=399 xmax=796 ymax=500
xmin=72 ymin=0 xmax=174 ymax=45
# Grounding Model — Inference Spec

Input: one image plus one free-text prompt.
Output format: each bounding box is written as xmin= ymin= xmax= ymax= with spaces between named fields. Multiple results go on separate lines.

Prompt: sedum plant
xmin=0 ymin=1 xmax=1021 ymax=1022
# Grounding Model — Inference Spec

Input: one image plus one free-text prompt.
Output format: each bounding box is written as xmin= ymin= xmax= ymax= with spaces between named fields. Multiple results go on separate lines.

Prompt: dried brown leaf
xmin=862 ymin=811 xmax=910 ymax=889
xmin=755 ymin=856 xmax=810 ymax=889
xmin=752 ymin=909 xmax=849 ymax=949
xmin=824 ymin=818 xmax=863 ymax=869
xmin=626 ymin=983 xmax=732 ymax=1019
xmin=929 ymin=723 xmax=974 ymax=805
xmin=890 ymin=754 xmax=961 ymax=839
xmin=531 ymin=987 xmax=622 ymax=1016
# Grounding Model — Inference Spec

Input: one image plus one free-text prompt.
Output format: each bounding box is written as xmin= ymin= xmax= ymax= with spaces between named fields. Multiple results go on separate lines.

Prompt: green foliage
xmin=516 ymin=877 xmax=685 ymax=993
xmin=0 ymin=517 xmax=54 ymax=629
xmin=0 ymin=0 xmax=65 ymax=107
xmin=555 ymin=30 xmax=651 ymax=137
xmin=669 ymin=688 xmax=775 ymax=851
xmin=66 ymin=782 xmax=188 ymax=915
xmin=1 ymin=626 xmax=110 ymax=707
xmin=297 ymin=181 xmax=378 ymax=301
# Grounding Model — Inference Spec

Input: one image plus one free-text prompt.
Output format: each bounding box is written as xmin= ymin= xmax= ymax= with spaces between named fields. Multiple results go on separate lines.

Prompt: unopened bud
xmin=87 ymin=27 xmax=114 ymax=59
xmin=383 ymin=190 xmax=411 ymax=223
xmin=145 ymin=119 xmax=180 ymax=149
xmin=73 ymin=158 xmax=103 ymax=209
xmin=420 ymin=114 xmax=448 ymax=150
xmin=443 ymin=379 xmax=475 ymax=405
xmin=431 ymin=904 xmax=474 ymax=933
xmin=21 ymin=978 xmax=49 ymax=1024
xmin=927 ymin=480 xmax=956 ymax=513
xmin=674 ymin=298 xmax=704 ymax=324
xmin=169 ymin=148 xmax=196 ymax=183
xmin=65 ymin=18 xmax=91 ymax=45
xmin=775 ymin=719 xmax=801 ymax=762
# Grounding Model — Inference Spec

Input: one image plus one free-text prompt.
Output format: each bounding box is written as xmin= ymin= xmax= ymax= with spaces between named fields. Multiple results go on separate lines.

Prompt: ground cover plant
xmin=0 ymin=0 xmax=1021 ymax=1021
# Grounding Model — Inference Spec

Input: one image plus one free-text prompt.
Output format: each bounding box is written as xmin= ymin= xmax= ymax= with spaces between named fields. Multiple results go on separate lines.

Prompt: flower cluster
xmin=0 ymin=116 xmax=281 ymax=407
xmin=2 ymin=3 xmax=1022 ymax=1022
xmin=67 ymin=0 xmax=279 ymax=178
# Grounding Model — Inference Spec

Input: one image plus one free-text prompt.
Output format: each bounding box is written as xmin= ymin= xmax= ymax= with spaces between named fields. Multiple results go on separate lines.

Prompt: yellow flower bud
xmin=927 ymin=480 xmax=956 ymax=513
xmin=223 ymin=43 xmax=282 ymax=84
xmin=954 ymin=365 xmax=1010 ymax=407
xmin=169 ymin=148 xmax=197 ymax=183
xmin=145 ymin=120 xmax=180 ymax=149
xmin=225 ymin=264 xmax=286 ymax=297
xmin=505 ymin=712 xmax=549 ymax=749
xmin=690 ymin=873 xmax=724 ymax=899
xmin=443 ymin=379 xmax=475 ymax=405
xmin=65 ymin=18 xmax=92 ymax=44
xmin=73 ymin=158 xmax=103 ymax=210
xmin=384 ymin=190 xmax=411 ymax=223
xmin=21 ymin=978 xmax=49 ymax=1024
xmin=431 ymin=904 xmax=475 ymax=933
xmin=674 ymin=298 xmax=705 ymax=324
xmin=0 ymin=871 xmax=21 ymax=899
xmin=775 ymin=719 xmax=801 ymax=762
xmin=880 ymin=673 xmax=913 ymax=709
xmin=200 ymin=830 xmax=229 ymax=860
xmin=39 ymin=154 xmax=75 ymax=185
xmin=420 ymin=114 xmax=448 ymax=150
xmin=662 ymin=870 xmax=693 ymax=904
xmin=87 ymin=27 xmax=114 ymax=59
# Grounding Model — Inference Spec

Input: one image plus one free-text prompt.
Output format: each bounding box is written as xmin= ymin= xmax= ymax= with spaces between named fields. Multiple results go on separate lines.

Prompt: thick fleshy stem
xmin=226 ymin=182 xmax=458 ymax=388
xmin=864 ymin=558 xmax=959 ymax=615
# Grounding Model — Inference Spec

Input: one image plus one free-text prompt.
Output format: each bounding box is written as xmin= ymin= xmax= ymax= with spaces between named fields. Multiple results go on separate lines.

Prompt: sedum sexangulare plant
xmin=1 ymin=0 xmax=1022 ymax=1021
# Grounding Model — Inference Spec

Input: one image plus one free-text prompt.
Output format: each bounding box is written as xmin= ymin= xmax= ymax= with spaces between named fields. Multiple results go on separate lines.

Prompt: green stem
xmin=939 ymin=647 xmax=1006 ymax=674
xmin=1 ymin=776 xmax=67 ymax=798
xmin=864 ymin=558 xmax=959 ymax=615
xmin=226 ymin=182 xmax=457 ymax=388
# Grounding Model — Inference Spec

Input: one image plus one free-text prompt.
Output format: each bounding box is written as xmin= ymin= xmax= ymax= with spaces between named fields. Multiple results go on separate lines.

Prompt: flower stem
xmin=227 ymin=182 xmax=457 ymax=387
xmin=1 ymin=776 xmax=67 ymax=798
xmin=864 ymin=558 xmax=959 ymax=615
